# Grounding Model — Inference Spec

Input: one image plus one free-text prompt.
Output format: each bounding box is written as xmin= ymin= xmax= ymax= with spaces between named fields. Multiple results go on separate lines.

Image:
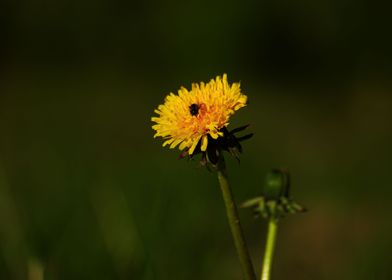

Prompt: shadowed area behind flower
xmin=1 ymin=0 xmax=391 ymax=279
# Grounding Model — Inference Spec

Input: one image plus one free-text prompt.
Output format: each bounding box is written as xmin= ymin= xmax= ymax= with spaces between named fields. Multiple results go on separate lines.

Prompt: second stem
xmin=261 ymin=219 xmax=278 ymax=280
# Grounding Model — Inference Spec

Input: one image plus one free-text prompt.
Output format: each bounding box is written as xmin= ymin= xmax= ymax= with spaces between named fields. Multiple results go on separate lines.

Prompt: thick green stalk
xmin=261 ymin=219 xmax=278 ymax=280
xmin=217 ymin=158 xmax=256 ymax=280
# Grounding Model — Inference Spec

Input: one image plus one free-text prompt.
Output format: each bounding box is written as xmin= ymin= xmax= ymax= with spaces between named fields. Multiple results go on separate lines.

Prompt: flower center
xmin=189 ymin=103 xmax=199 ymax=116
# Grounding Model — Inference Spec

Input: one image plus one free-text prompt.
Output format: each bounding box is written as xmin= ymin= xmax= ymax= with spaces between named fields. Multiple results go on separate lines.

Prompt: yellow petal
xmin=200 ymin=135 xmax=208 ymax=151
xmin=162 ymin=139 xmax=174 ymax=147
xmin=209 ymin=131 xmax=219 ymax=139
xmin=179 ymin=140 xmax=189 ymax=150
xmin=170 ymin=139 xmax=182 ymax=149
xmin=188 ymin=136 xmax=201 ymax=155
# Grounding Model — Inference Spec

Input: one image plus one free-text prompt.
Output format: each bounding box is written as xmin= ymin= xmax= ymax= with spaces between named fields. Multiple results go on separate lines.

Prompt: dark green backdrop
xmin=1 ymin=0 xmax=391 ymax=279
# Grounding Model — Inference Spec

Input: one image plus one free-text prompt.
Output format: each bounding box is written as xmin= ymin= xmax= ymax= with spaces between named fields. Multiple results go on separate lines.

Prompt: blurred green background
xmin=1 ymin=0 xmax=391 ymax=279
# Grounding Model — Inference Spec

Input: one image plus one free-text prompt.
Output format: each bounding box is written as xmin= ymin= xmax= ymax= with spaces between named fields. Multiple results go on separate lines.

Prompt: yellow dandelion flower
xmin=151 ymin=74 xmax=247 ymax=155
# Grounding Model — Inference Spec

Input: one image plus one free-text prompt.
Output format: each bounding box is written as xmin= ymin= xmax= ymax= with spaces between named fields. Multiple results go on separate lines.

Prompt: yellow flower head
xmin=151 ymin=74 xmax=247 ymax=155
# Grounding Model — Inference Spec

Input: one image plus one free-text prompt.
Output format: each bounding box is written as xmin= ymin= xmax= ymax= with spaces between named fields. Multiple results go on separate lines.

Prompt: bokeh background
xmin=1 ymin=0 xmax=391 ymax=279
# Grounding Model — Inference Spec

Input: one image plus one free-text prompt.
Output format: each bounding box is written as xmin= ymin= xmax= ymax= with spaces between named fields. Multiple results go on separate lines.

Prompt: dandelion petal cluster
xmin=152 ymin=74 xmax=247 ymax=155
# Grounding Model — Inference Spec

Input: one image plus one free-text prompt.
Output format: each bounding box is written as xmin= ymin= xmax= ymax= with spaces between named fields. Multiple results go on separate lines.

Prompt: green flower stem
xmin=261 ymin=219 xmax=278 ymax=280
xmin=217 ymin=158 xmax=256 ymax=280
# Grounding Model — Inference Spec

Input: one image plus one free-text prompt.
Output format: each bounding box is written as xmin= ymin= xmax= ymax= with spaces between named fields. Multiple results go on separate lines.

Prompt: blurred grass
xmin=1 ymin=0 xmax=392 ymax=279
